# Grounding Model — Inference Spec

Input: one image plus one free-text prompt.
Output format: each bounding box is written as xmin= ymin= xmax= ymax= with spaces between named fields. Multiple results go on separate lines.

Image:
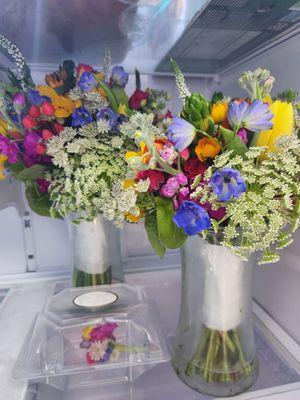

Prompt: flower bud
xmin=22 ymin=115 xmax=37 ymax=129
xmin=29 ymin=105 xmax=41 ymax=118
xmin=40 ymin=102 xmax=55 ymax=116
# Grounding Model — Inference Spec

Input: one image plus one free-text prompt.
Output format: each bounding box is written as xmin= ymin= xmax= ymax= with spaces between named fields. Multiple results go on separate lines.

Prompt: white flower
xmin=88 ymin=339 xmax=110 ymax=362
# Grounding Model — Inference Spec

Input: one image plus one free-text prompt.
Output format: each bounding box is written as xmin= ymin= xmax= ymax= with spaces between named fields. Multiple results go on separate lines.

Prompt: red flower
xmin=183 ymin=157 xmax=207 ymax=180
xmin=208 ymin=206 xmax=226 ymax=221
xmin=76 ymin=63 xmax=93 ymax=75
xmin=36 ymin=142 xmax=47 ymax=155
xmin=137 ymin=170 xmax=165 ymax=192
xmin=42 ymin=129 xmax=54 ymax=140
xmin=29 ymin=105 xmax=41 ymax=118
xmin=22 ymin=115 xmax=37 ymax=130
xmin=36 ymin=178 xmax=50 ymax=193
xmin=129 ymin=90 xmax=149 ymax=110
xmin=164 ymin=110 xmax=173 ymax=119
xmin=40 ymin=102 xmax=55 ymax=116
xmin=53 ymin=122 xmax=64 ymax=134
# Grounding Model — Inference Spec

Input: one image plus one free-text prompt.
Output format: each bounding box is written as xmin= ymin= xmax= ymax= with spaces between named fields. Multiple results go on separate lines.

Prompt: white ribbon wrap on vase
xmin=68 ymin=215 xmax=112 ymax=274
xmin=202 ymin=244 xmax=250 ymax=331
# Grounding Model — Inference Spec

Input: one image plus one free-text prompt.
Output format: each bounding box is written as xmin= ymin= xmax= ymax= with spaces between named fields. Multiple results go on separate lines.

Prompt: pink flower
xmin=237 ymin=128 xmax=248 ymax=144
xmin=209 ymin=206 xmax=226 ymax=221
xmin=176 ymin=173 xmax=188 ymax=186
xmin=137 ymin=170 xmax=165 ymax=192
xmin=36 ymin=178 xmax=50 ymax=193
xmin=40 ymin=102 xmax=55 ymax=116
xmin=22 ymin=115 xmax=37 ymax=130
xmin=129 ymin=89 xmax=149 ymax=110
xmin=179 ymin=147 xmax=189 ymax=161
xmin=164 ymin=110 xmax=173 ymax=119
xmin=29 ymin=105 xmax=40 ymax=118
xmin=160 ymin=177 xmax=180 ymax=198
xmin=89 ymin=323 xmax=118 ymax=343
xmin=42 ymin=129 xmax=54 ymax=140
xmin=158 ymin=146 xmax=176 ymax=164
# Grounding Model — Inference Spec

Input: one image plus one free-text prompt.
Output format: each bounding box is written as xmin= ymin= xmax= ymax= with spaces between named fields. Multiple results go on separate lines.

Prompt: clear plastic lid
xmin=13 ymin=284 xmax=170 ymax=391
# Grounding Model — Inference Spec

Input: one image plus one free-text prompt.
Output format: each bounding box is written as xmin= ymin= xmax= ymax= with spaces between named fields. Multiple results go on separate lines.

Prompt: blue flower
xmin=28 ymin=89 xmax=50 ymax=106
xmin=210 ymin=168 xmax=246 ymax=202
xmin=111 ymin=66 xmax=129 ymax=87
xmin=96 ymin=107 xmax=126 ymax=133
xmin=77 ymin=72 xmax=97 ymax=91
xmin=168 ymin=116 xmax=196 ymax=152
xmin=71 ymin=107 xmax=93 ymax=127
xmin=173 ymin=200 xmax=211 ymax=235
xmin=228 ymin=100 xmax=273 ymax=132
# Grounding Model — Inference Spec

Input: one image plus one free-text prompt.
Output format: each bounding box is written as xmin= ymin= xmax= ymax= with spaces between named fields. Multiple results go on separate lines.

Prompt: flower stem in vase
xmin=72 ymin=267 xmax=112 ymax=287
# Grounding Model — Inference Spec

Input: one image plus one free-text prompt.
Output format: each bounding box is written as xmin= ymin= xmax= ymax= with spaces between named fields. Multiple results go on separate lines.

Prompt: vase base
xmin=172 ymin=356 xmax=259 ymax=397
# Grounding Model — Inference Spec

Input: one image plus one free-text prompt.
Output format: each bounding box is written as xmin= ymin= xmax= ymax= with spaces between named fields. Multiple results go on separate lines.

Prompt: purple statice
xmin=210 ymin=168 xmax=246 ymax=202
xmin=228 ymin=100 xmax=273 ymax=132
xmin=0 ymin=136 xmax=19 ymax=163
xmin=110 ymin=66 xmax=129 ymax=87
xmin=71 ymin=107 xmax=93 ymax=127
xmin=96 ymin=107 xmax=125 ymax=133
xmin=77 ymin=72 xmax=97 ymax=91
xmin=173 ymin=200 xmax=211 ymax=235
xmin=168 ymin=116 xmax=196 ymax=152
xmin=28 ymin=89 xmax=50 ymax=106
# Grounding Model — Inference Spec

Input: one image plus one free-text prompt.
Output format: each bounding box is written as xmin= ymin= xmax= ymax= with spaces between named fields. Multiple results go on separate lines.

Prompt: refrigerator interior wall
xmin=216 ymin=33 xmax=300 ymax=345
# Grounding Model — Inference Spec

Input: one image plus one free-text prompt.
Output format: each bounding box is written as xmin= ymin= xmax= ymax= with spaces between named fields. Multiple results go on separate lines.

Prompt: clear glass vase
xmin=172 ymin=234 xmax=258 ymax=397
xmin=67 ymin=215 xmax=123 ymax=287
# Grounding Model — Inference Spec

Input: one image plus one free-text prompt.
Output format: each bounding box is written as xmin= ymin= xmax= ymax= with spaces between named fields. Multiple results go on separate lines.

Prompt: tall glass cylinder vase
xmin=67 ymin=215 xmax=123 ymax=287
xmin=172 ymin=235 xmax=258 ymax=397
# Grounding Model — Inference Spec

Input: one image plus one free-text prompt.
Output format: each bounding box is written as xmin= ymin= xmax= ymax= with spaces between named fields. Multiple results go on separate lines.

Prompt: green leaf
xmin=111 ymin=84 xmax=130 ymax=110
xmin=219 ymin=126 xmax=248 ymax=156
xmin=25 ymin=185 xmax=52 ymax=217
xmin=144 ymin=211 xmax=166 ymax=257
xmin=156 ymin=196 xmax=187 ymax=249
xmin=15 ymin=165 xmax=46 ymax=181
xmin=94 ymin=76 xmax=119 ymax=112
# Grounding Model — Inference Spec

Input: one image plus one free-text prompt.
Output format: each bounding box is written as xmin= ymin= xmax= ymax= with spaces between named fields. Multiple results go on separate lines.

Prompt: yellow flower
xmin=254 ymin=100 xmax=294 ymax=152
xmin=0 ymin=155 xmax=8 ymax=180
xmin=82 ymin=326 xmax=94 ymax=341
xmin=0 ymin=118 xmax=8 ymax=136
xmin=123 ymin=179 xmax=135 ymax=189
xmin=125 ymin=142 xmax=149 ymax=164
xmin=37 ymin=85 xmax=81 ymax=118
xmin=211 ymin=101 xmax=228 ymax=124
xmin=195 ymin=137 xmax=222 ymax=162
xmin=125 ymin=213 xmax=143 ymax=223
xmin=118 ymin=104 xmax=127 ymax=115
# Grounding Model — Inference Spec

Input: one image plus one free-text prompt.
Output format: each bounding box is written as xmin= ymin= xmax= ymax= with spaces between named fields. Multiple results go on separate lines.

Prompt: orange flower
xmin=195 ymin=137 xmax=221 ymax=162
xmin=211 ymin=101 xmax=228 ymax=124
xmin=125 ymin=141 xmax=150 ymax=164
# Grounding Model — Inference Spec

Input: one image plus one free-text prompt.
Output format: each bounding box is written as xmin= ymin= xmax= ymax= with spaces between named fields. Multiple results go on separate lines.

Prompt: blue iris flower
xmin=96 ymin=107 xmax=126 ymax=134
xmin=228 ymin=100 xmax=273 ymax=132
xmin=173 ymin=201 xmax=211 ymax=235
xmin=77 ymin=72 xmax=97 ymax=91
xmin=111 ymin=66 xmax=129 ymax=87
xmin=210 ymin=168 xmax=246 ymax=202
xmin=28 ymin=89 xmax=50 ymax=106
xmin=71 ymin=107 xmax=93 ymax=127
xmin=168 ymin=116 xmax=196 ymax=152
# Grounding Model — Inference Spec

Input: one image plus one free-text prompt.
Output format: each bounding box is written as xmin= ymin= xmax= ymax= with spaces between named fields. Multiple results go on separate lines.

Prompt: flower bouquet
xmin=0 ymin=35 xmax=171 ymax=286
xmin=118 ymin=60 xmax=300 ymax=395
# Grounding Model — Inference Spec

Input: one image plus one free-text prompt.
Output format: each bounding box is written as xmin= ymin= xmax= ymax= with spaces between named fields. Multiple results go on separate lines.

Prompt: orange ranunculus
xmin=211 ymin=101 xmax=228 ymax=124
xmin=195 ymin=137 xmax=222 ymax=162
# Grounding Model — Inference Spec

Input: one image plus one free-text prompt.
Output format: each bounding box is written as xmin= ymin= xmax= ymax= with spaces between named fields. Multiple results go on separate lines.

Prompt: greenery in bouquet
xmin=0 ymin=36 xmax=171 ymax=219
xmin=119 ymin=60 xmax=300 ymax=265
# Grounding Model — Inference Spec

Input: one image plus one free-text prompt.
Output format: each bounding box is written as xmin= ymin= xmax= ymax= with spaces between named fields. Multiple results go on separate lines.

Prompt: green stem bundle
xmin=72 ymin=267 xmax=112 ymax=287
xmin=185 ymin=326 xmax=254 ymax=385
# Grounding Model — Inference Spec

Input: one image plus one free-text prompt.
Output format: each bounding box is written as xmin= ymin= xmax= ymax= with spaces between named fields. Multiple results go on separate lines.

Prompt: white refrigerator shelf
xmin=1 ymin=269 xmax=300 ymax=400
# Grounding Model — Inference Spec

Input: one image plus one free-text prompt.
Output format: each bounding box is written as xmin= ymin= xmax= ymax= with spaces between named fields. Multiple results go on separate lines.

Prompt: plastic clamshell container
xmin=13 ymin=284 xmax=170 ymax=391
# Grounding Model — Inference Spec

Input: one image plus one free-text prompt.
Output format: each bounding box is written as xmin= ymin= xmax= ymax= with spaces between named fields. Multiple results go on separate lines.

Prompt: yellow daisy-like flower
xmin=0 ymin=118 xmax=8 ymax=136
xmin=82 ymin=326 xmax=94 ymax=341
xmin=254 ymin=100 xmax=294 ymax=152
xmin=0 ymin=155 xmax=8 ymax=180
xmin=37 ymin=85 xmax=81 ymax=118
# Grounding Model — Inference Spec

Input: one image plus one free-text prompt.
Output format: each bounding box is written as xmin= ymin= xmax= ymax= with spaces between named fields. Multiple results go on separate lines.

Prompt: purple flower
xmin=101 ymin=346 xmax=113 ymax=362
xmin=160 ymin=177 xmax=180 ymax=198
xmin=228 ymin=100 xmax=273 ymax=132
xmin=96 ymin=107 xmax=125 ymax=133
xmin=210 ymin=168 xmax=246 ymax=202
xmin=176 ymin=172 xmax=188 ymax=186
xmin=111 ymin=66 xmax=129 ymax=88
xmin=28 ymin=89 xmax=50 ymax=106
xmin=0 ymin=136 xmax=19 ymax=163
xmin=237 ymin=128 xmax=248 ymax=144
xmin=36 ymin=178 xmax=50 ymax=193
xmin=77 ymin=72 xmax=97 ymax=91
xmin=23 ymin=131 xmax=41 ymax=156
xmin=13 ymin=93 xmax=26 ymax=108
xmin=173 ymin=200 xmax=211 ymax=235
xmin=71 ymin=107 xmax=92 ymax=127
xmin=168 ymin=117 xmax=196 ymax=152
